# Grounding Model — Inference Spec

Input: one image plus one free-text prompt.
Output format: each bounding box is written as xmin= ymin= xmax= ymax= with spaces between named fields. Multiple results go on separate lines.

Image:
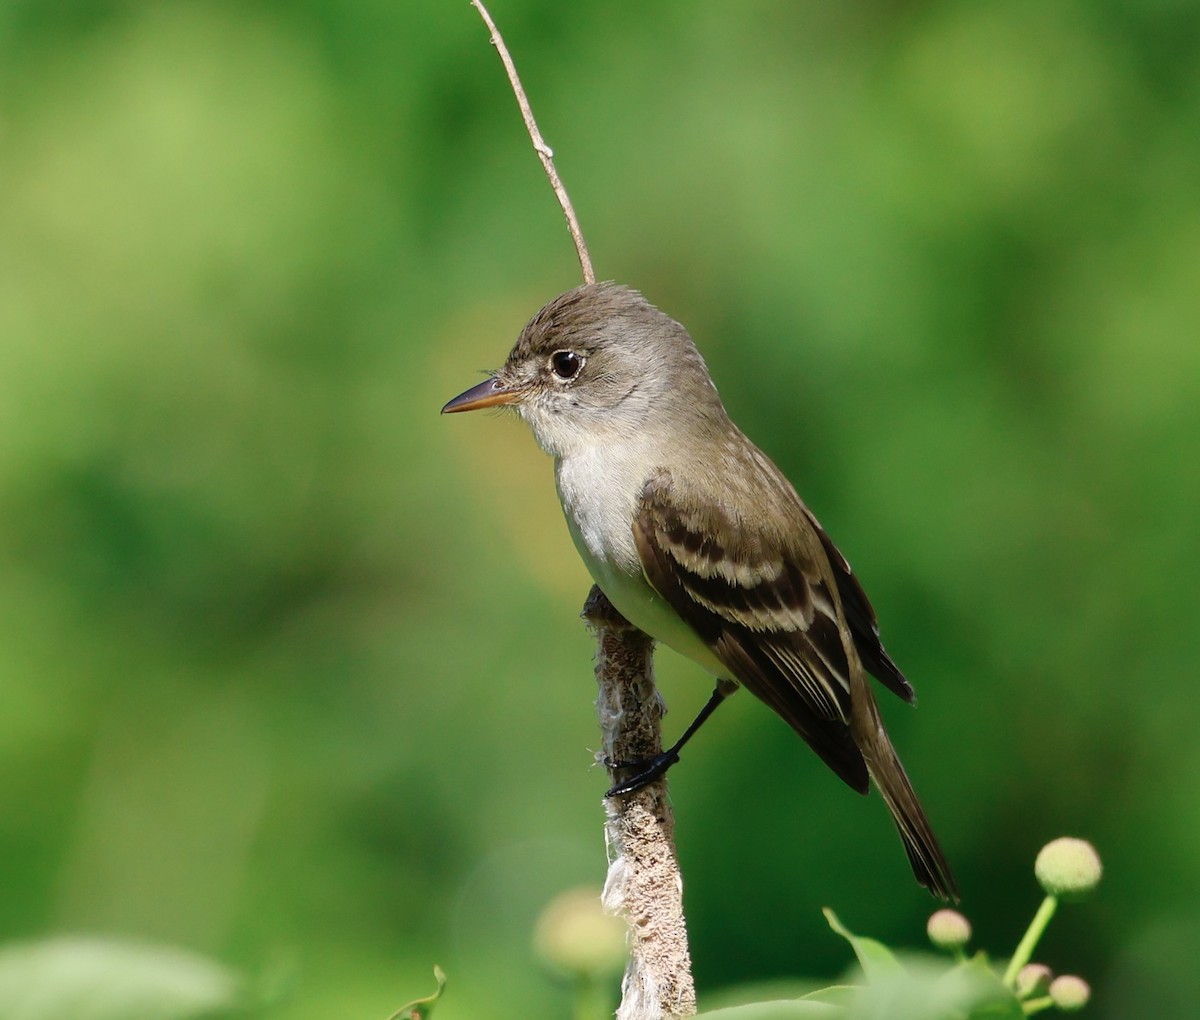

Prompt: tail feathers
xmin=866 ymin=738 xmax=959 ymax=901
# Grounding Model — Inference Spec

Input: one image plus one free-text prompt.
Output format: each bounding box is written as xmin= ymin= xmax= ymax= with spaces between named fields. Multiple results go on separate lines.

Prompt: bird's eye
xmin=550 ymin=350 xmax=583 ymax=380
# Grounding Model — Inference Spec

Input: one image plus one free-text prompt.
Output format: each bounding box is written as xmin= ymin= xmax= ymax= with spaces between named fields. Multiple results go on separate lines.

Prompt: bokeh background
xmin=1 ymin=1 xmax=1197 ymax=1017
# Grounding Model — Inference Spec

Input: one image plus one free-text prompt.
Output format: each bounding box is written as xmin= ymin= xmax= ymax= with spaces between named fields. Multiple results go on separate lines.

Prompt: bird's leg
xmin=605 ymin=679 xmax=737 ymax=797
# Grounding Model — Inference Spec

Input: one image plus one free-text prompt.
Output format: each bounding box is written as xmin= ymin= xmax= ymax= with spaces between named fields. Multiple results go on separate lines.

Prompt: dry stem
xmin=584 ymin=586 xmax=696 ymax=1020
xmin=470 ymin=0 xmax=596 ymax=285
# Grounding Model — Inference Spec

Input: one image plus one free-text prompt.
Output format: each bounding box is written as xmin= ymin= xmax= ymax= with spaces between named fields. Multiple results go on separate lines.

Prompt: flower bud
xmin=1015 ymin=963 xmax=1053 ymax=999
xmin=1034 ymin=838 xmax=1102 ymax=900
xmin=926 ymin=909 xmax=972 ymax=952
xmin=1049 ymin=974 xmax=1090 ymax=1011
xmin=533 ymin=886 xmax=626 ymax=978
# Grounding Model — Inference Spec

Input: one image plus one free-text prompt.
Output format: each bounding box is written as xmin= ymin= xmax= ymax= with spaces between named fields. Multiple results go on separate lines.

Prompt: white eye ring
xmin=550 ymin=350 xmax=584 ymax=380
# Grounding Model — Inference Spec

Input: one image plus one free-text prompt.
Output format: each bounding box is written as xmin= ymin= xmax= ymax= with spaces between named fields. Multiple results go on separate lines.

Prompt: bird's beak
xmin=441 ymin=376 xmax=523 ymax=414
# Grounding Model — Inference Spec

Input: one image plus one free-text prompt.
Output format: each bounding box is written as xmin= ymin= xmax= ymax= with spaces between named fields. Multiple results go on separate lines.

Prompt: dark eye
xmin=550 ymin=350 xmax=583 ymax=380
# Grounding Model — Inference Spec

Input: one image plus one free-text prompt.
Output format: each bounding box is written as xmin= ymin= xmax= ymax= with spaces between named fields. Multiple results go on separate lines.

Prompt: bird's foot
xmin=603 ymin=750 xmax=680 ymax=797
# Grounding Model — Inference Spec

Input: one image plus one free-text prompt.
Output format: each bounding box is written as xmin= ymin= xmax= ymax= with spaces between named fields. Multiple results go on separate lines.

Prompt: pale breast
xmin=554 ymin=443 xmax=729 ymax=679
xmin=554 ymin=443 xmax=643 ymax=571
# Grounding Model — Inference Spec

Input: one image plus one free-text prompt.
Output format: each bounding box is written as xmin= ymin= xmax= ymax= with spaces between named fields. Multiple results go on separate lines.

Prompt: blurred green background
xmin=1 ymin=0 xmax=1197 ymax=1017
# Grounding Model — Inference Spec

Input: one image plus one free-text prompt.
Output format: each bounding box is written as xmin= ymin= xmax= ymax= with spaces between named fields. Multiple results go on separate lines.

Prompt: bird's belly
xmin=597 ymin=563 xmax=729 ymax=681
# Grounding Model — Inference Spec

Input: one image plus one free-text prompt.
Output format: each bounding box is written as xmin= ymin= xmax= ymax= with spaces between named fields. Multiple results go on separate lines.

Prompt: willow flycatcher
xmin=443 ymin=282 xmax=957 ymax=899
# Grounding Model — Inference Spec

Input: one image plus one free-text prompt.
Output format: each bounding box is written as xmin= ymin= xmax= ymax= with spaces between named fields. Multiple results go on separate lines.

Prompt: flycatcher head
xmin=442 ymin=283 xmax=726 ymax=457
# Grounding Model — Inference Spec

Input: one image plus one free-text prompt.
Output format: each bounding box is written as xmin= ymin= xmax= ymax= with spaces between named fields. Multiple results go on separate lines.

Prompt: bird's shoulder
xmin=632 ymin=435 xmax=838 ymax=637
xmin=635 ymin=432 xmax=915 ymax=704
xmin=636 ymin=433 xmax=828 ymax=579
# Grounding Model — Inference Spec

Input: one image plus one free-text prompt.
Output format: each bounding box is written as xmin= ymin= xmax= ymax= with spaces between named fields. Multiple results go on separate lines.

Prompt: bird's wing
xmin=633 ymin=462 xmax=957 ymax=901
xmin=633 ymin=466 xmax=871 ymax=792
xmin=803 ymin=505 xmax=914 ymax=703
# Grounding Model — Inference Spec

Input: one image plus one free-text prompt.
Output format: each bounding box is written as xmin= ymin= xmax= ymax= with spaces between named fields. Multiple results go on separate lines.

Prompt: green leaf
xmin=846 ymin=953 xmax=1025 ymax=1020
xmin=696 ymin=999 xmax=843 ymax=1018
xmin=822 ymin=908 xmax=905 ymax=982
xmin=386 ymin=966 xmax=447 ymax=1020
xmin=800 ymin=985 xmax=856 ymax=1005
xmin=944 ymin=956 xmax=1025 ymax=1020
xmin=697 ymin=960 xmax=1024 ymax=1020
xmin=0 ymin=937 xmax=246 ymax=1020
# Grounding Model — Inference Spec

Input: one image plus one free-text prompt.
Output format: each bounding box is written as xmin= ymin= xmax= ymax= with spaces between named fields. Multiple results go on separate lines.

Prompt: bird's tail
xmin=863 ymin=720 xmax=959 ymax=901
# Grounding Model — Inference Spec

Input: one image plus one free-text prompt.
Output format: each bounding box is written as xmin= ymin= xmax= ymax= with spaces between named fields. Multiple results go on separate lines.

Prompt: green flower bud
xmin=926 ymin=909 xmax=972 ymax=951
xmin=533 ymin=886 xmax=626 ymax=979
xmin=1049 ymin=974 xmax=1090 ymax=1011
xmin=1034 ymin=838 xmax=1102 ymax=900
xmin=1016 ymin=963 xmax=1053 ymax=999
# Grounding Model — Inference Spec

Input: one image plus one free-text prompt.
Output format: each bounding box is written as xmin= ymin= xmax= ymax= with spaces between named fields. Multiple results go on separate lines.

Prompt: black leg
xmin=605 ymin=680 xmax=737 ymax=797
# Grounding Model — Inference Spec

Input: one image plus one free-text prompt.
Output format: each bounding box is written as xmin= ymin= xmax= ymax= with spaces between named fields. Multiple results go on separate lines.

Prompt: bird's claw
xmin=603 ymin=750 xmax=681 ymax=797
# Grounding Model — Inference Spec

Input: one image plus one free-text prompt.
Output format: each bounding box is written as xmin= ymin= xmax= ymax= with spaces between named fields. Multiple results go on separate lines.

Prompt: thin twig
xmin=470 ymin=0 xmax=596 ymax=285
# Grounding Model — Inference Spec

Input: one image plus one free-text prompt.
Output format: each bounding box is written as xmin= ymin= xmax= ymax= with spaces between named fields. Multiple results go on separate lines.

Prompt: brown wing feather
xmin=634 ymin=471 xmax=870 ymax=793
xmin=801 ymin=506 xmax=914 ymax=703
xmin=633 ymin=466 xmax=959 ymax=900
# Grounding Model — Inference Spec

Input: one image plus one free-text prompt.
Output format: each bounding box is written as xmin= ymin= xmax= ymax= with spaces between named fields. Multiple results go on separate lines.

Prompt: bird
xmin=443 ymin=281 xmax=958 ymax=899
